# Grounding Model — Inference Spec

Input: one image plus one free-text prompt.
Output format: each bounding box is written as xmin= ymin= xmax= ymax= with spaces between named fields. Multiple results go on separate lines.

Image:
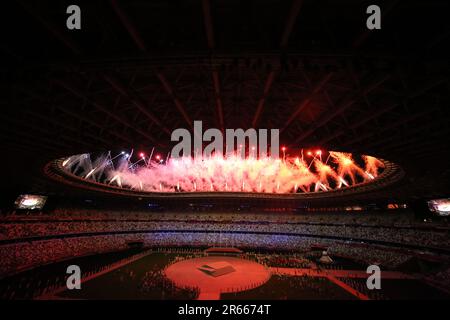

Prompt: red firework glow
xmin=60 ymin=150 xmax=386 ymax=194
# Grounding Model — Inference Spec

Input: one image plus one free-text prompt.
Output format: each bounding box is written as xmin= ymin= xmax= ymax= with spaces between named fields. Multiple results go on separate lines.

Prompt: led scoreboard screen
xmin=14 ymin=194 xmax=48 ymax=210
xmin=427 ymin=198 xmax=450 ymax=217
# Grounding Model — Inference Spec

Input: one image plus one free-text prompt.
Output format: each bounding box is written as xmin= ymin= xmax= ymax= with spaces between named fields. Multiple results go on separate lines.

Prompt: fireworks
xmin=60 ymin=150 xmax=385 ymax=194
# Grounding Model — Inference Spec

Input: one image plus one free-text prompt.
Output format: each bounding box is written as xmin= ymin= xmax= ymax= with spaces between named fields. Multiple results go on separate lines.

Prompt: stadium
xmin=0 ymin=0 xmax=449 ymax=302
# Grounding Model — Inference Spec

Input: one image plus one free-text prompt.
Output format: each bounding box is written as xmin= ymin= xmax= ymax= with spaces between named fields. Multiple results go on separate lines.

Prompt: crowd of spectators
xmin=0 ymin=231 xmax=419 ymax=277
xmin=4 ymin=208 xmax=446 ymax=227
xmin=1 ymin=241 xmax=448 ymax=299
xmin=1 ymin=211 xmax=448 ymax=249
xmin=139 ymin=268 xmax=199 ymax=299
xmin=1 ymin=208 xmax=448 ymax=283
xmin=339 ymin=278 xmax=386 ymax=300
xmin=0 ymin=249 xmax=143 ymax=299
xmin=224 ymin=275 xmax=352 ymax=300
xmin=251 ymin=253 xmax=313 ymax=269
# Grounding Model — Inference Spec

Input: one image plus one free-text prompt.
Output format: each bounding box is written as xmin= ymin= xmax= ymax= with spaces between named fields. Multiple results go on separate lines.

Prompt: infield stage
xmin=164 ymin=256 xmax=271 ymax=300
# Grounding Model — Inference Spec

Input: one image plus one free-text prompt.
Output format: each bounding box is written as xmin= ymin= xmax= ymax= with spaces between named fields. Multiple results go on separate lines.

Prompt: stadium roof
xmin=0 ymin=0 xmax=449 ymax=199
